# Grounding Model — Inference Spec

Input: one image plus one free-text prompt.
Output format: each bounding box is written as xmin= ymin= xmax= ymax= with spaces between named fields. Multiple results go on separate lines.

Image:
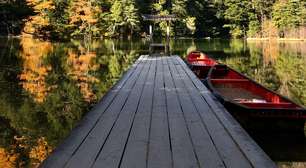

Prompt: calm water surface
xmin=0 ymin=37 xmax=305 ymax=167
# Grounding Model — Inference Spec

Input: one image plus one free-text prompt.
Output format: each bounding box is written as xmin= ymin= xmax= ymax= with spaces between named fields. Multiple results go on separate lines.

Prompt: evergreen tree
xmin=172 ymin=0 xmax=196 ymax=36
xmin=7 ymin=0 xmax=306 ymax=39
xmin=223 ymin=0 xmax=252 ymax=38
xmin=108 ymin=0 xmax=139 ymax=37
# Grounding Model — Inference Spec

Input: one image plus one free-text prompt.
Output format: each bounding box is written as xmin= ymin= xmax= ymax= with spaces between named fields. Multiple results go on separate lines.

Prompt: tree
xmin=23 ymin=0 xmax=56 ymax=37
xmin=272 ymin=0 xmax=299 ymax=31
xmin=68 ymin=0 xmax=102 ymax=39
xmin=108 ymin=0 xmax=140 ymax=37
xmin=223 ymin=0 xmax=252 ymax=38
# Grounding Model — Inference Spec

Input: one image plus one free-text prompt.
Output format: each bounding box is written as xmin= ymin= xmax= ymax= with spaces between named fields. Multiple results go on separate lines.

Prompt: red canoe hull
xmin=206 ymin=65 xmax=306 ymax=119
xmin=186 ymin=51 xmax=217 ymax=79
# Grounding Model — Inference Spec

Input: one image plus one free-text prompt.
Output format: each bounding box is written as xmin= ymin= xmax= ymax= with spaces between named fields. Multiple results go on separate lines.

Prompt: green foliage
xmin=2 ymin=0 xmax=306 ymax=39
xmin=108 ymin=0 xmax=140 ymax=37
xmin=247 ymin=20 xmax=261 ymax=37
xmin=223 ymin=0 xmax=252 ymax=38
xmin=272 ymin=0 xmax=304 ymax=29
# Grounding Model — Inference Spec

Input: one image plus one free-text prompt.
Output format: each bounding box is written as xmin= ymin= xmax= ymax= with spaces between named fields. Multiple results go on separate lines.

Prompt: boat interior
xmin=209 ymin=65 xmax=302 ymax=109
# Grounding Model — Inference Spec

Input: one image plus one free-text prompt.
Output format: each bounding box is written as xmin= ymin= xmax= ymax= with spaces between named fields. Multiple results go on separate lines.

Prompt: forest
xmin=0 ymin=0 xmax=306 ymax=39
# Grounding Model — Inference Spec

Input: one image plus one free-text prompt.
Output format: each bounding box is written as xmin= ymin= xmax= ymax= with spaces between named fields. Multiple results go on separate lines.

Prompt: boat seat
xmin=211 ymin=79 xmax=249 ymax=82
xmin=240 ymin=102 xmax=300 ymax=109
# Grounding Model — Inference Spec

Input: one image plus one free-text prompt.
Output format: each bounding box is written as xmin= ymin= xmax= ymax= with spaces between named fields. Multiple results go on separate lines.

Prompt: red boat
xmin=187 ymin=51 xmax=217 ymax=66
xmin=206 ymin=64 xmax=306 ymax=132
xmin=186 ymin=51 xmax=217 ymax=78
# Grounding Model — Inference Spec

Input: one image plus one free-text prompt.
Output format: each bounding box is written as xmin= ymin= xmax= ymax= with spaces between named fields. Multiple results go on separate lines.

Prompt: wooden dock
xmin=41 ymin=56 xmax=276 ymax=168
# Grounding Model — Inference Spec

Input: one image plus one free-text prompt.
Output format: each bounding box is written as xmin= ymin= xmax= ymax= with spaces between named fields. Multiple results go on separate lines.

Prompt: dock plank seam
xmin=145 ymin=57 xmax=157 ymax=168
xmin=163 ymin=57 xmax=174 ymax=168
xmin=119 ymin=57 xmax=157 ymax=168
xmin=166 ymin=57 xmax=202 ymax=167
xmin=147 ymin=57 xmax=172 ymax=168
xmin=163 ymin=57 xmax=199 ymax=168
xmin=162 ymin=57 xmax=174 ymax=168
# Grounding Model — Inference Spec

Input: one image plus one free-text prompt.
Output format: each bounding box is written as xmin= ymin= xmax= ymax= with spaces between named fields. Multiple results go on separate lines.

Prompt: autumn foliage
xmin=23 ymin=0 xmax=55 ymax=37
xmin=68 ymin=0 xmax=101 ymax=37
xmin=0 ymin=148 xmax=17 ymax=168
xmin=67 ymin=47 xmax=100 ymax=102
xmin=19 ymin=37 xmax=53 ymax=103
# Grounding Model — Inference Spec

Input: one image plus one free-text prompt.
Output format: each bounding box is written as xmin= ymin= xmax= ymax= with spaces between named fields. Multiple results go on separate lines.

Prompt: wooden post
xmin=166 ymin=22 xmax=170 ymax=55
xmin=149 ymin=25 xmax=152 ymax=36
xmin=149 ymin=24 xmax=153 ymax=55
xmin=166 ymin=25 xmax=170 ymax=37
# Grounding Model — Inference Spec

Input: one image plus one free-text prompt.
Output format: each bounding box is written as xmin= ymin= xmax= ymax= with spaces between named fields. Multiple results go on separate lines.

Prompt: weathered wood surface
xmin=41 ymin=56 xmax=276 ymax=168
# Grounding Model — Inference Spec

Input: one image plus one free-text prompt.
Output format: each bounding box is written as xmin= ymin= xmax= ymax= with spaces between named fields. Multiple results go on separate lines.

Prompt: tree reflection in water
xmin=0 ymin=37 xmax=143 ymax=167
xmin=0 ymin=38 xmax=305 ymax=167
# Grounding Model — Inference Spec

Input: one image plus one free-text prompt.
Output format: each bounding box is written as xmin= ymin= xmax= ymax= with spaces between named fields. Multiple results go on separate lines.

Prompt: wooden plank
xmin=91 ymin=57 xmax=153 ymax=168
xmin=172 ymin=57 xmax=252 ymax=168
xmin=64 ymin=56 xmax=149 ymax=168
xmin=40 ymin=55 xmax=146 ymax=168
xmin=119 ymin=57 xmax=157 ymax=168
xmin=147 ymin=57 xmax=172 ymax=168
xmin=162 ymin=57 xmax=199 ymax=168
xmin=42 ymin=55 xmax=276 ymax=168
xmin=167 ymin=57 xmax=226 ymax=168
xmin=175 ymin=56 xmax=277 ymax=168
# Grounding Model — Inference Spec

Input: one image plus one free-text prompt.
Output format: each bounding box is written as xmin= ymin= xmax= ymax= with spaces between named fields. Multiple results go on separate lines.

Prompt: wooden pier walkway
xmin=41 ymin=56 xmax=276 ymax=168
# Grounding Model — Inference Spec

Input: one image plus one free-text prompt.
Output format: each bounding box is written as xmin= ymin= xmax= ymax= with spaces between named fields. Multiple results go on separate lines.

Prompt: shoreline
xmin=2 ymin=35 xmax=306 ymax=42
xmin=247 ymin=38 xmax=306 ymax=42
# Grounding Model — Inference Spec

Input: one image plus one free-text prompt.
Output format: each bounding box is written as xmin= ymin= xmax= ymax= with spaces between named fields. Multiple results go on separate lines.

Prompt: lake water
xmin=0 ymin=37 xmax=305 ymax=167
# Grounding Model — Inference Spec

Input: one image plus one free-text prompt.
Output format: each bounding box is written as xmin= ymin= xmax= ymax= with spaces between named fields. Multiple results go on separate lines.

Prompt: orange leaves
xmin=23 ymin=15 xmax=50 ymax=34
xmin=23 ymin=0 xmax=54 ymax=36
xmin=68 ymin=0 xmax=102 ymax=36
xmin=26 ymin=0 xmax=55 ymax=12
xmin=0 ymin=136 xmax=53 ymax=168
xmin=0 ymin=148 xmax=17 ymax=168
xmin=69 ymin=0 xmax=101 ymax=24
xmin=33 ymin=1 xmax=55 ymax=11
xmin=22 ymin=0 xmax=104 ymax=38
xmin=67 ymin=47 xmax=99 ymax=102
xmin=29 ymin=137 xmax=52 ymax=167
xmin=19 ymin=37 xmax=53 ymax=103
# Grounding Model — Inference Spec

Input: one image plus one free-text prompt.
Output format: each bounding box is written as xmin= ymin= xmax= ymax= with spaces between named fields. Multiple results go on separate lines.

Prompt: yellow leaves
xmin=0 ymin=148 xmax=17 ymax=168
xmin=26 ymin=0 xmax=55 ymax=11
xmin=19 ymin=37 xmax=53 ymax=103
xmin=33 ymin=1 xmax=55 ymax=11
xmin=1 ymin=136 xmax=53 ymax=168
xmin=68 ymin=0 xmax=101 ymax=35
xmin=23 ymin=14 xmax=50 ymax=35
xmin=67 ymin=47 xmax=99 ymax=102
xmin=29 ymin=137 xmax=52 ymax=167
xmin=185 ymin=17 xmax=196 ymax=34
xmin=23 ymin=0 xmax=54 ymax=36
